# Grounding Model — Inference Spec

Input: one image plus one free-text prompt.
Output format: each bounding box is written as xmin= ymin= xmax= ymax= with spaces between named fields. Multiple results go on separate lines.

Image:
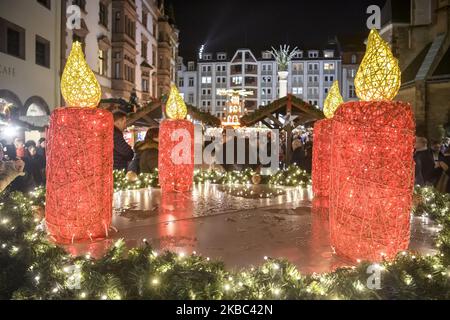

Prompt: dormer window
xmin=262 ymin=51 xmax=272 ymax=59
xmin=308 ymin=51 xmax=319 ymax=58
xmin=324 ymin=51 xmax=334 ymax=58
xmin=203 ymin=54 xmax=212 ymax=61
xmin=293 ymin=51 xmax=303 ymax=59
xmin=217 ymin=53 xmax=227 ymax=60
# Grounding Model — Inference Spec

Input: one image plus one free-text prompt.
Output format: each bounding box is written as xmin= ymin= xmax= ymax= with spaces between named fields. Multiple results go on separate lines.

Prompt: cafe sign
xmin=0 ymin=64 xmax=16 ymax=77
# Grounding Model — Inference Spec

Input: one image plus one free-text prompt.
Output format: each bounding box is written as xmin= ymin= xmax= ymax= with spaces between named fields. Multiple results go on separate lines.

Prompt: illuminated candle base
xmin=312 ymin=119 xmax=333 ymax=206
xmin=329 ymin=101 xmax=415 ymax=262
xmin=158 ymin=120 xmax=194 ymax=193
xmin=45 ymin=108 xmax=114 ymax=244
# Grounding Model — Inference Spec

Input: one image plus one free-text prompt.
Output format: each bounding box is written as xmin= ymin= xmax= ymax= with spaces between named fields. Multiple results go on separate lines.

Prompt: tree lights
xmin=45 ymin=42 xmax=114 ymax=244
xmin=158 ymin=85 xmax=195 ymax=193
xmin=1 ymin=187 xmax=450 ymax=300
xmin=329 ymin=30 xmax=415 ymax=262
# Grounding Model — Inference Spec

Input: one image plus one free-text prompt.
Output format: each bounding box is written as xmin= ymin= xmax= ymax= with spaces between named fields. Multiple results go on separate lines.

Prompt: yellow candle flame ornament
xmin=166 ymin=84 xmax=188 ymax=120
xmin=354 ymin=29 xmax=401 ymax=101
xmin=61 ymin=42 xmax=102 ymax=108
xmin=323 ymin=80 xmax=344 ymax=119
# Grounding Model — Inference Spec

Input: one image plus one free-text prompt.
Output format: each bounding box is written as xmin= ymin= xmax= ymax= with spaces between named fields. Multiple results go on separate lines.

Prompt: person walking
xmin=113 ymin=111 xmax=134 ymax=171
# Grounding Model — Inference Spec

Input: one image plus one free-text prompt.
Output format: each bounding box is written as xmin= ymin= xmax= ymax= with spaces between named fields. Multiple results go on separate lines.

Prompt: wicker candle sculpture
xmin=158 ymin=84 xmax=195 ymax=193
xmin=45 ymin=42 xmax=114 ymax=244
xmin=312 ymin=81 xmax=343 ymax=207
xmin=329 ymin=30 xmax=415 ymax=262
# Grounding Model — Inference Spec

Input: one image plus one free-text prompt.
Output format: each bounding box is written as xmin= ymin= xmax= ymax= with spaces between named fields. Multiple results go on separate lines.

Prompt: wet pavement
xmin=66 ymin=185 xmax=440 ymax=274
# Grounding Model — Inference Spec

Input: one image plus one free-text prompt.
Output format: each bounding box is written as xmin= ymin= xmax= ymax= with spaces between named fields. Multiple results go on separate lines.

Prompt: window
xmin=0 ymin=19 xmax=26 ymax=60
xmin=141 ymin=40 xmax=147 ymax=58
xmin=267 ymin=88 xmax=272 ymax=95
xmin=99 ymin=2 xmax=108 ymax=28
xmin=142 ymin=79 xmax=149 ymax=92
xmin=98 ymin=49 xmax=107 ymax=76
xmin=324 ymin=51 xmax=334 ymax=58
xmin=292 ymin=63 xmax=303 ymax=72
xmin=293 ymin=87 xmax=303 ymax=95
xmin=35 ymin=35 xmax=50 ymax=68
xmin=262 ymin=51 xmax=272 ymax=59
xmin=188 ymin=94 xmax=194 ymax=104
xmin=114 ymin=12 xmax=121 ymax=32
xmin=142 ymin=11 xmax=148 ymax=28
xmin=37 ymin=0 xmax=51 ymax=9
xmin=324 ymin=87 xmax=329 ymax=94
xmin=349 ymin=85 xmax=356 ymax=98
xmin=262 ymin=64 xmax=272 ymax=72
xmin=324 ymin=63 xmax=335 ymax=71
xmin=308 ymin=63 xmax=319 ymax=71
xmin=308 ymin=51 xmax=319 ymax=58
xmin=329 ymin=76 xmax=334 ymax=82
xmin=351 ymin=54 xmax=357 ymax=64
xmin=179 ymin=77 xmax=184 ymax=87
xmin=232 ymin=76 xmax=242 ymax=85
xmin=114 ymin=62 xmax=120 ymax=78
xmin=293 ymin=75 xmax=302 ymax=83
xmin=125 ymin=65 xmax=134 ymax=82
xmin=201 ymin=77 xmax=212 ymax=84
xmin=218 ymin=53 xmax=226 ymax=60
xmin=188 ymin=77 xmax=194 ymax=87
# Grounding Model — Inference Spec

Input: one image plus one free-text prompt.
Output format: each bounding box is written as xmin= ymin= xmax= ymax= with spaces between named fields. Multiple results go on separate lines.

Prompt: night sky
xmin=171 ymin=0 xmax=387 ymax=60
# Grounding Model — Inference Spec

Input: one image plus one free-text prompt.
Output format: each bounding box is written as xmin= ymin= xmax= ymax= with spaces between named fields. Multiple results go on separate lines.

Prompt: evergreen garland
xmin=1 ymin=184 xmax=449 ymax=300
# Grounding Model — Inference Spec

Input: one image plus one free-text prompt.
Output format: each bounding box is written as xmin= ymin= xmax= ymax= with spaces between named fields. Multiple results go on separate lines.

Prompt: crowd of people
xmin=4 ymin=116 xmax=446 ymax=195
xmin=0 ymin=137 xmax=46 ymax=193
xmin=415 ymin=137 xmax=450 ymax=193
xmin=112 ymin=112 xmax=314 ymax=176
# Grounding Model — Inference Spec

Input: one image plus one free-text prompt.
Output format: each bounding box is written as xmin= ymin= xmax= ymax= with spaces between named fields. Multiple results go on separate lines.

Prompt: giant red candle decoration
xmin=312 ymin=81 xmax=343 ymax=208
xmin=158 ymin=85 xmax=194 ymax=192
xmin=45 ymin=42 xmax=114 ymax=244
xmin=329 ymin=30 xmax=415 ymax=262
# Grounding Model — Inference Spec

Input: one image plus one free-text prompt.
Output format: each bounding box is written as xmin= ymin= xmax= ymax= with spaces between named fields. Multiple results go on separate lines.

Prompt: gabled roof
xmin=240 ymin=95 xmax=324 ymax=128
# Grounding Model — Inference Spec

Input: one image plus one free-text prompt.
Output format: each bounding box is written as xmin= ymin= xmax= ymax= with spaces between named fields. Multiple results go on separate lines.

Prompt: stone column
xmin=278 ymin=71 xmax=289 ymax=98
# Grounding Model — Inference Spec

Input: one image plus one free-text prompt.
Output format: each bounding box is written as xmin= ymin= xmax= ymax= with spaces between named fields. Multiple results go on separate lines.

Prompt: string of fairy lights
xmin=1 ymin=183 xmax=449 ymax=300
xmin=114 ymin=166 xmax=312 ymax=192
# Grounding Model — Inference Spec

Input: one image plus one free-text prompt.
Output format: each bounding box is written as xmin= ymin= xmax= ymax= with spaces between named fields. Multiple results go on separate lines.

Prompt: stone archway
xmin=23 ymin=96 xmax=50 ymax=116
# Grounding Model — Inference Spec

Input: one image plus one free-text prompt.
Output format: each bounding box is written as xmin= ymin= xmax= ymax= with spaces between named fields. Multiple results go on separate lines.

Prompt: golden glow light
xmin=61 ymin=42 xmax=102 ymax=108
xmin=166 ymin=84 xmax=188 ymax=120
xmin=354 ymin=29 xmax=401 ymax=101
xmin=323 ymin=80 xmax=344 ymax=119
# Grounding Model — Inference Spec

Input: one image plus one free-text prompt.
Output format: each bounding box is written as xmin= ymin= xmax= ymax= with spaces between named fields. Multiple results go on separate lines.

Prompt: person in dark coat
xmin=113 ymin=111 xmax=134 ymax=171
xmin=23 ymin=145 xmax=45 ymax=186
xmin=414 ymin=137 xmax=439 ymax=186
xmin=128 ymin=127 xmax=159 ymax=174
xmin=303 ymin=142 xmax=313 ymax=174
xmin=291 ymin=139 xmax=305 ymax=167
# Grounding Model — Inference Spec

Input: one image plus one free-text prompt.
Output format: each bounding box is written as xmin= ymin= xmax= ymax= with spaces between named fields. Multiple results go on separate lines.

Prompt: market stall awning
xmin=240 ymin=94 xmax=324 ymax=129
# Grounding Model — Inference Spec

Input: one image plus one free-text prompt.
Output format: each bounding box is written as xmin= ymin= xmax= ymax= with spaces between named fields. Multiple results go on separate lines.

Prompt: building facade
xmin=381 ymin=0 xmax=450 ymax=140
xmin=63 ymin=0 xmax=165 ymax=103
xmin=177 ymin=57 xmax=197 ymax=106
xmin=178 ymin=42 xmax=346 ymax=120
xmin=0 ymin=0 xmax=62 ymax=133
xmin=154 ymin=0 xmax=179 ymax=97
